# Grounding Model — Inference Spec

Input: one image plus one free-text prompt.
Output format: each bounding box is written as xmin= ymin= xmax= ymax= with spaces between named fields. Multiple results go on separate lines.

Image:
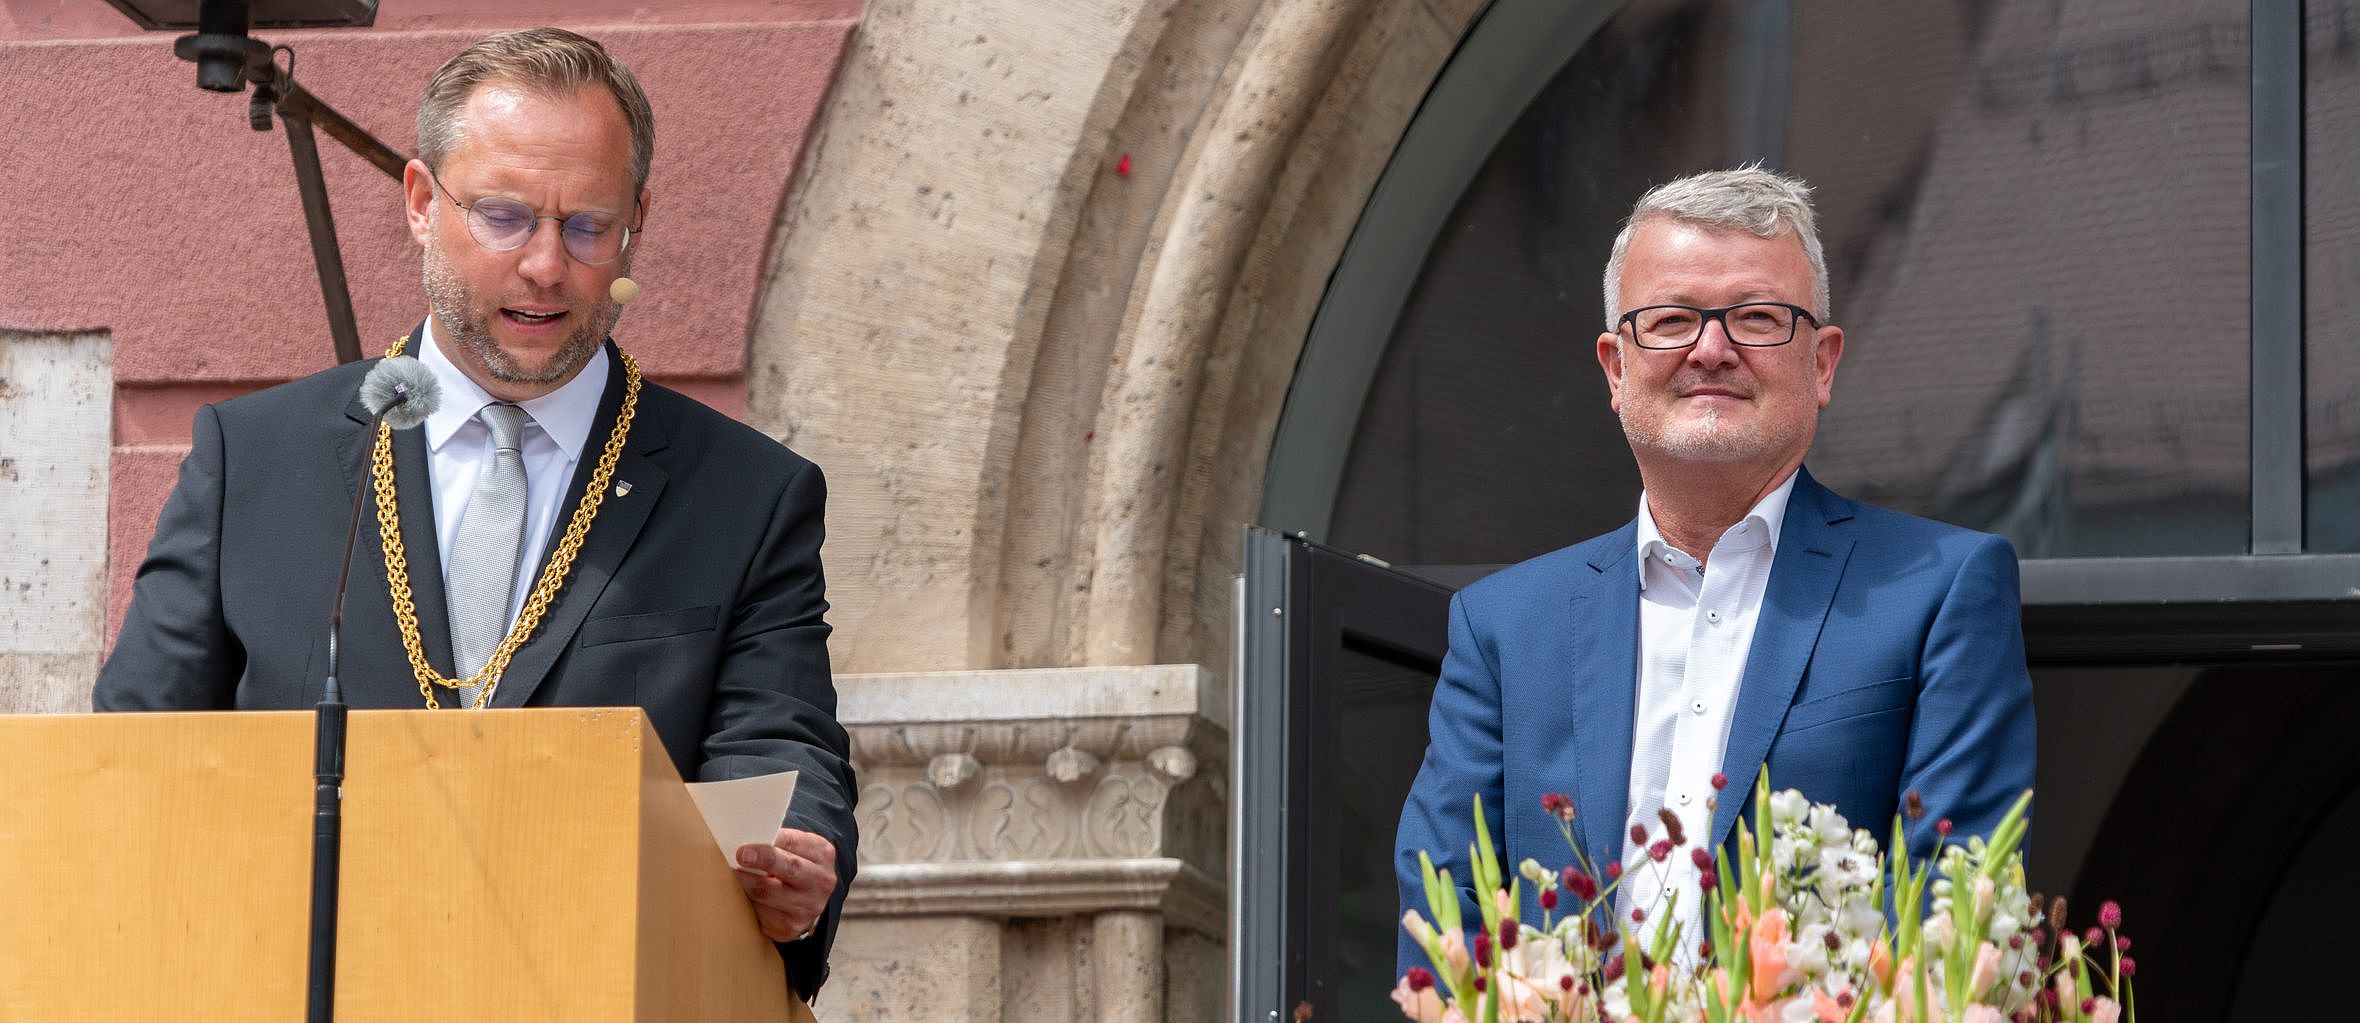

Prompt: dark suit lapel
xmin=337 ymin=376 xmax=457 ymax=702
xmin=1572 ymin=526 xmax=1641 ymax=869
xmin=1712 ymin=468 xmax=1854 ymax=849
xmin=390 ymin=419 xmax=457 ymax=684
xmin=491 ymin=345 xmax=668 ymax=708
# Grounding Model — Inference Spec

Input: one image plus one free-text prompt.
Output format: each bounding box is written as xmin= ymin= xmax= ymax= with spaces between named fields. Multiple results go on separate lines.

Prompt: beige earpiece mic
xmin=609 ymin=277 xmax=641 ymax=304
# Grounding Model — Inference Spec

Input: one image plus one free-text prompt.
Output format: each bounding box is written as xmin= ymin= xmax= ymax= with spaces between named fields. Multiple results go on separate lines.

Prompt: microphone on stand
xmin=309 ymin=356 xmax=439 ymax=1023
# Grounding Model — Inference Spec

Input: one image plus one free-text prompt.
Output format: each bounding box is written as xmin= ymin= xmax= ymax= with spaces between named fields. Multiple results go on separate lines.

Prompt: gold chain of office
xmin=373 ymin=334 xmax=642 ymax=709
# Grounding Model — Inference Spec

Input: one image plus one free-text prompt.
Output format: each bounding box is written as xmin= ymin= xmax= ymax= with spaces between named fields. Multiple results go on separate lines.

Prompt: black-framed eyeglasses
xmin=426 ymin=169 xmax=637 ymax=266
xmin=1617 ymin=302 xmax=1819 ymax=350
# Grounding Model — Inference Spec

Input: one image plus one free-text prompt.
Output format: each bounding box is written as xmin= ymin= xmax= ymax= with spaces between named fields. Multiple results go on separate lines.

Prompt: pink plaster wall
xmin=0 ymin=1 xmax=861 ymax=640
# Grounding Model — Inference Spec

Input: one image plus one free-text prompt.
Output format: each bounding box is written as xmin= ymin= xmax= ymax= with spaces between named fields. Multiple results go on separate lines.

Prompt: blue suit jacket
xmin=1393 ymin=468 xmax=2035 ymax=969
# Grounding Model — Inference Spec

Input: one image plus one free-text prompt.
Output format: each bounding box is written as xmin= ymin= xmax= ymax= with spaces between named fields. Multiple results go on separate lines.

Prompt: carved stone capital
xmin=838 ymin=665 xmax=1228 ymax=924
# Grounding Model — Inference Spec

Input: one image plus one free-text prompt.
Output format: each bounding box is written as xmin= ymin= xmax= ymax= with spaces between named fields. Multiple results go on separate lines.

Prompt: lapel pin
xmin=614 ymin=480 xmax=633 ymax=498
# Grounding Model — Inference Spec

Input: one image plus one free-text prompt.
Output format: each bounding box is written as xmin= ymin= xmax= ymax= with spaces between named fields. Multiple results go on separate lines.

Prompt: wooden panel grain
xmin=0 ymin=708 xmax=795 ymax=1021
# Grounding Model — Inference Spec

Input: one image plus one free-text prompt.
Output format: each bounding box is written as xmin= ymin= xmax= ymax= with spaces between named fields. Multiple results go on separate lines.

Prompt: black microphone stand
xmin=309 ymin=407 xmax=385 ymax=1023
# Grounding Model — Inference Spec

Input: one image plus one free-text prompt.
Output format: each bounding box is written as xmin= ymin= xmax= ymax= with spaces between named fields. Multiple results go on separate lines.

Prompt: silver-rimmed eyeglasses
xmin=1617 ymin=302 xmax=1819 ymax=350
xmin=426 ymin=169 xmax=637 ymax=266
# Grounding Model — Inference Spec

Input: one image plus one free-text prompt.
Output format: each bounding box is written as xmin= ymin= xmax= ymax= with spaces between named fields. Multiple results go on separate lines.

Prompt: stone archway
xmin=742 ymin=1 xmax=1485 ymax=1019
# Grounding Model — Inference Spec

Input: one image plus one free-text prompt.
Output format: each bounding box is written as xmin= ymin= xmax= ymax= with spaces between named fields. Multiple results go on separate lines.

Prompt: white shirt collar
xmin=1633 ymin=470 xmax=1800 ymax=590
xmin=416 ymin=315 xmax=609 ymax=461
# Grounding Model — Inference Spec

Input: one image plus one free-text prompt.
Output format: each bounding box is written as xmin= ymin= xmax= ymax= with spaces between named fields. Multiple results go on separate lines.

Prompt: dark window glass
xmin=1330 ymin=0 xmax=2252 ymax=563
xmin=1332 ymin=643 xmax=1438 ymax=1023
xmin=2307 ymin=1 xmax=2360 ymax=552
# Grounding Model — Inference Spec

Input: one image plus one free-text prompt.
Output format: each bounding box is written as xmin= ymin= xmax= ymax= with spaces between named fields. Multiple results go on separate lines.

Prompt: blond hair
xmin=416 ymin=27 xmax=655 ymax=189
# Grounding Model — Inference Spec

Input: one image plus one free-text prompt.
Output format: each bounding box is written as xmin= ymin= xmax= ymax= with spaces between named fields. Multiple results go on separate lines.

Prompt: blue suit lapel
xmin=1572 ymin=526 xmax=1641 ymax=869
xmin=1712 ymin=469 xmax=1854 ymax=849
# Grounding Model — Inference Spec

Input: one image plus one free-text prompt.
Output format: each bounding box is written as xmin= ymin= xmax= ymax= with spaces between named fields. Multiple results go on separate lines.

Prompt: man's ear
xmin=634 ymin=186 xmax=652 ymax=229
xmin=1595 ymin=330 xmax=1626 ymax=412
xmin=403 ymin=160 xmax=435 ymax=247
xmin=1811 ymin=324 xmax=1845 ymax=409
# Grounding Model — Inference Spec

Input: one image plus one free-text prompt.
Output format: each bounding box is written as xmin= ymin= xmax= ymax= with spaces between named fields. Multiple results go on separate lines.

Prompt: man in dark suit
xmin=1394 ymin=167 xmax=2035 ymax=969
xmin=95 ymin=28 xmax=854 ymax=1006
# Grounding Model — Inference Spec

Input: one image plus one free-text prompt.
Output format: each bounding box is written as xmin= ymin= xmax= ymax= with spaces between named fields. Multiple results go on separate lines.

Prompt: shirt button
xmin=1664 ymin=886 xmax=1676 ymax=898
xmin=1676 ymin=792 xmax=1692 ymax=805
xmin=1706 ymin=609 xmax=1722 ymax=623
xmin=1691 ymin=700 xmax=1706 ymax=715
xmin=1663 ymin=553 xmax=1677 ymax=564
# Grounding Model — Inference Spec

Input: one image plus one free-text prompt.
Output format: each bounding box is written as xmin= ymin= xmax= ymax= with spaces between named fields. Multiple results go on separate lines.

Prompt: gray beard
xmin=421 ymin=241 xmax=621 ymax=386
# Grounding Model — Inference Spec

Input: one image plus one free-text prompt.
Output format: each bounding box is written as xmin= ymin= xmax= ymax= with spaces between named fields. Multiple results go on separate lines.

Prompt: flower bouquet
xmin=1396 ymin=773 xmax=2135 ymax=1023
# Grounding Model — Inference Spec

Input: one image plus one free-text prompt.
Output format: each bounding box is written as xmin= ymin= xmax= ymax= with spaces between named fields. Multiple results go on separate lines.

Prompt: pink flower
xmin=1390 ymin=973 xmax=1447 ymax=1023
xmin=1810 ymin=988 xmax=1852 ymax=1023
xmin=1968 ymin=941 xmax=2003 ymax=998
xmin=2099 ymin=900 xmax=2123 ymax=930
xmin=1961 ymin=1007 xmax=2005 ymax=1023
xmin=2089 ymin=997 xmax=2122 ymax=1023
xmin=1749 ymin=908 xmax=1791 ymax=1001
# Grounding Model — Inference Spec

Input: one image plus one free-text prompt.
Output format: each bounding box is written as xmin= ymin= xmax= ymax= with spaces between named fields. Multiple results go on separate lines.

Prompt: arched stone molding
xmin=747 ymin=0 xmax=1485 ymax=677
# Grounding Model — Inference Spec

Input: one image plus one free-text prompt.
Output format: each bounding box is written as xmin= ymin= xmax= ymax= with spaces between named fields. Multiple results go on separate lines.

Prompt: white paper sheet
xmin=684 ymin=770 xmax=799 ymax=866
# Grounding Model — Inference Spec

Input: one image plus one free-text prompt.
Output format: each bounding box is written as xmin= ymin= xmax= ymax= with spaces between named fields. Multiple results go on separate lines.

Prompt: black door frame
xmin=1233 ymin=527 xmax=1453 ymax=1023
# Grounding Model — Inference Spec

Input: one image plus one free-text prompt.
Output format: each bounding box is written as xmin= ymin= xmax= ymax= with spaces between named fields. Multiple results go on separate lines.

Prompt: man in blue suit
xmin=1394 ymin=167 xmax=2035 ymax=969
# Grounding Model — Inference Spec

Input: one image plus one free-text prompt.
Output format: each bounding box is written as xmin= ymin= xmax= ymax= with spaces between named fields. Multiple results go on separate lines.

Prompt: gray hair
xmin=416 ymin=28 xmax=655 ymax=191
xmin=1601 ymin=165 xmax=1829 ymax=330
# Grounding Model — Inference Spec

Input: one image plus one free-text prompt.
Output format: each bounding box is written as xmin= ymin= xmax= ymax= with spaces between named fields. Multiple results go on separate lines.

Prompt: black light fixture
xmin=103 ymin=0 xmax=379 ymax=90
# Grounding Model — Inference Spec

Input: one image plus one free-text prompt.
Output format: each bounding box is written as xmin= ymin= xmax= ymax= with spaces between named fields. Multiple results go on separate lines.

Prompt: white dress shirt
xmin=418 ymin=318 xmax=609 ymax=629
xmin=1616 ymin=471 xmax=1796 ymax=952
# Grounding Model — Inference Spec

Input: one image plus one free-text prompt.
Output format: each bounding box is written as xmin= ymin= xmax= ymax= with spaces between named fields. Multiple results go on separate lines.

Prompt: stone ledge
xmin=838 ymin=664 xmax=1224 ymax=730
xmin=845 ymin=857 xmax=1225 ymax=939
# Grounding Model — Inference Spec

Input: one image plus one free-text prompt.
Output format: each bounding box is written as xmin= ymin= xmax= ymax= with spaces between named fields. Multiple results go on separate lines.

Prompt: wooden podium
xmin=0 ymin=708 xmax=802 ymax=1021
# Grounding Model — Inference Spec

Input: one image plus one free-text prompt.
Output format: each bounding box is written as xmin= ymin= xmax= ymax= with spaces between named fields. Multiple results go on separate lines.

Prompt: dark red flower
xmin=1499 ymin=923 xmax=1518 ymax=951
xmin=1602 ymin=957 xmax=1625 ymax=982
xmin=2099 ymin=900 xmax=2123 ymax=930
xmin=1837 ymin=991 xmax=1855 ymax=1008
xmin=1697 ymin=868 xmax=1716 ymax=892
xmin=1473 ymin=932 xmax=1492 ymax=969
xmin=1559 ymin=975 xmax=1575 ymax=992
xmin=1606 ymin=861 xmax=1624 ymax=882
xmin=1631 ymin=907 xmax=1646 ymax=924
xmin=2120 ymin=956 xmax=2136 ymax=978
xmin=2084 ymin=927 xmax=2102 ymax=946
xmin=1630 ymin=822 xmax=1650 ymax=846
xmin=1540 ymin=889 xmax=1560 ymax=911
xmin=1542 ymin=792 xmax=1577 ymax=821
xmin=1473 ymin=976 xmax=1486 ymax=993
xmin=1697 ymin=940 xmax=1713 ymax=960
xmin=1562 ymin=867 xmax=1598 ymax=902
xmin=1710 ymin=772 xmax=1728 ymax=791
xmin=1404 ymin=967 xmax=1434 ymax=992
xmin=1936 ymin=818 xmax=1954 ymax=838
xmin=2118 ymin=936 xmax=2132 ymax=952
xmin=1692 ymin=847 xmax=1714 ymax=871
xmin=1650 ymin=839 xmax=1673 ymax=862
xmin=1905 ymin=791 xmax=1926 ymax=821
xmin=2081 ymin=998 xmax=2096 ymax=1014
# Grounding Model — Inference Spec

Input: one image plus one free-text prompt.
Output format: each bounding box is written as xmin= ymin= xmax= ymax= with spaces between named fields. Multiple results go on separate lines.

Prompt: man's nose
xmin=1687 ymin=315 xmax=1741 ymax=369
xmin=515 ymin=222 xmax=570 ymax=287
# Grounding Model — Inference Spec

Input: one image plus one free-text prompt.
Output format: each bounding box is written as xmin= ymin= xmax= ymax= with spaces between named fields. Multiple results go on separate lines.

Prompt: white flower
xmin=1770 ymin=789 xmax=1810 ymax=828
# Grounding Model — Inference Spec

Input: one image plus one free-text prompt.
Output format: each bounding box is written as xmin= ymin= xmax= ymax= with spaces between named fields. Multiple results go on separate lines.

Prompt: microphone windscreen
xmin=360 ymin=355 xmax=443 ymax=430
xmin=609 ymin=277 xmax=640 ymax=304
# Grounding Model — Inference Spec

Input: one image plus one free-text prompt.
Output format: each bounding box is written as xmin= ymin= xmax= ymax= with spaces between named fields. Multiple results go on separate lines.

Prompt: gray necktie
xmin=445 ymin=402 xmax=532 ymax=708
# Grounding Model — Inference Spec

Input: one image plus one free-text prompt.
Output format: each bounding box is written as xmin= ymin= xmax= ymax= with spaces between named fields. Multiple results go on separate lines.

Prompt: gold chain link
xmin=373 ymin=334 xmax=642 ymax=708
